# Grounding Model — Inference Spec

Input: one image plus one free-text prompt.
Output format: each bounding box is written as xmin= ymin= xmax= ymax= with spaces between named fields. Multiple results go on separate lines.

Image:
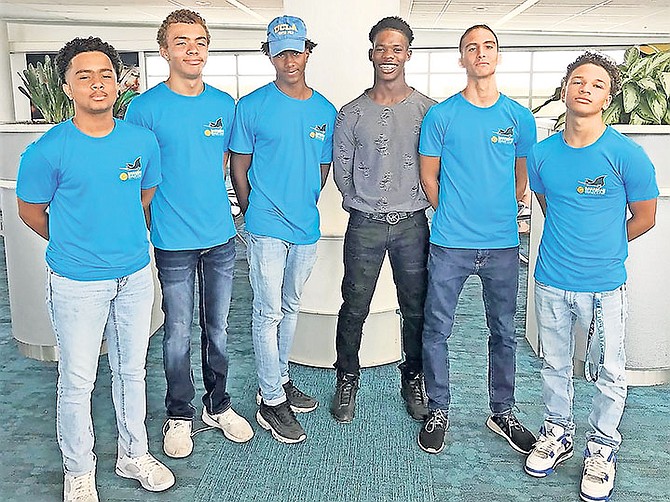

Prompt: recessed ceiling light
xmin=195 ymin=0 xmax=212 ymax=6
xmin=473 ymin=6 xmax=488 ymax=12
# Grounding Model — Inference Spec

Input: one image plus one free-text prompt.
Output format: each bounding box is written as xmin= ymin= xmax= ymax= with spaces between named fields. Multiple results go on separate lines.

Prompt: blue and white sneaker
xmin=524 ymin=421 xmax=574 ymax=478
xmin=580 ymin=441 xmax=616 ymax=502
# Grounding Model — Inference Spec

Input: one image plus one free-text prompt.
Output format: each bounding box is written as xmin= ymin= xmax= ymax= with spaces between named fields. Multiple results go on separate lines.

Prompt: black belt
xmin=356 ymin=210 xmax=417 ymax=225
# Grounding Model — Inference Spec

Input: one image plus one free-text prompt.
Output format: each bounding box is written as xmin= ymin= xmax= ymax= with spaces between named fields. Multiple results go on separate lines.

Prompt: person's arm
xmin=332 ymin=109 xmax=355 ymax=199
xmin=533 ymin=192 xmax=547 ymax=217
xmin=17 ymin=199 xmax=49 ymax=240
xmin=627 ymin=198 xmax=657 ymax=241
xmin=141 ymin=187 xmax=157 ymax=230
xmin=320 ymin=163 xmax=331 ymax=189
xmin=420 ymin=155 xmax=441 ymax=209
xmin=515 ymin=157 xmax=529 ymax=203
xmin=230 ymin=152 xmax=252 ymax=214
xmin=223 ymin=151 xmax=230 ymax=180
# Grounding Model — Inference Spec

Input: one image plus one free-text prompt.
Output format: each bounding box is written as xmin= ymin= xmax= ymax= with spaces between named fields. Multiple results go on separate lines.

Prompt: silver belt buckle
xmin=385 ymin=211 xmax=400 ymax=225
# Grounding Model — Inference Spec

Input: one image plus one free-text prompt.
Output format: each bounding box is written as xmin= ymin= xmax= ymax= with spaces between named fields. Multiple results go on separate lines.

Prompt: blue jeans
xmin=423 ymin=245 xmax=519 ymax=415
xmin=534 ymin=280 xmax=627 ymax=449
xmin=47 ymin=264 xmax=153 ymax=476
xmin=155 ymin=239 xmax=235 ymax=420
xmin=335 ymin=210 xmax=429 ymax=376
xmin=246 ymin=232 xmax=317 ymax=406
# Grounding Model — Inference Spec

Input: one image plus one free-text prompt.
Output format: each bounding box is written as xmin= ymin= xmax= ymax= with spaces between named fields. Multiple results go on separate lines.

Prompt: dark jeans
xmin=335 ymin=209 xmax=429 ymax=377
xmin=154 ymin=238 xmax=235 ymax=420
xmin=423 ymin=244 xmax=519 ymax=415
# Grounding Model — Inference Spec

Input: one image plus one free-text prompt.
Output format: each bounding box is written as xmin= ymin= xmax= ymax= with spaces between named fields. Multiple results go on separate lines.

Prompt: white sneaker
xmin=524 ymin=421 xmax=574 ymax=478
xmin=115 ymin=452 xmax=175 ymax=492
xmin=64 ymin=470 xmax=98 ymax=502
xmin=202 ymin=407 xmax=254 ymax=443
xmin=162 ymin=419 xmax=193 ymax=458
xmin=580 ymin=442 xmax=616 ymax=502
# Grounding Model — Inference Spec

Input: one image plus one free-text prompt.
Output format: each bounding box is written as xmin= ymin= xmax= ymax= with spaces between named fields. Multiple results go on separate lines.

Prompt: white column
xmin=0 ymin=21 xmax=16 ymax=122
xmin=284 ymin=0 xmax=405 ymax=368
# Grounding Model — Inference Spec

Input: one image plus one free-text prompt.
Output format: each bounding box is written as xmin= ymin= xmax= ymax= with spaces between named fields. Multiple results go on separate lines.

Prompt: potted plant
xmin=526 ymin=44 xmax=670 ymax=386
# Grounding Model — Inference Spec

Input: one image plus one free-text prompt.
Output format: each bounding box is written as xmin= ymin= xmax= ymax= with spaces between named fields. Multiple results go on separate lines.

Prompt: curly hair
xmin=458 ymin=24 xmax=499 ymax=53
xmin=261 ymin=39 xmax=317 ymax=57
xmin=55 ymin=36 xmax=123 ymax=83
xmin=369 ymin=16 xmax=414 ymax=46
xmin=563 ymin=51 xmax=621 ymax=98
xmin=157 ymin=9 xmax=210 ymax=49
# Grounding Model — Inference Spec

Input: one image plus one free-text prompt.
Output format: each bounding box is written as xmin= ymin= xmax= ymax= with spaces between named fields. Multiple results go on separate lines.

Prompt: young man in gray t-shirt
xmin=331 ymin=16 xmax=435 ymax=424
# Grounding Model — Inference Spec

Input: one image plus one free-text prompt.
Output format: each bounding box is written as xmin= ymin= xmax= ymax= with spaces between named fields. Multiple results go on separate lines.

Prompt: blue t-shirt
xmin=16 ymin=119 xmax=161 ymax=281
xmin=125 ymin=82 xmax=236 ymax=250
xmin=528 ymin=127 xmax=658 ymax=292
xmin=229 ymin=83 xmax=337 ymax=245
xmin=419 ymin=93 xmax=537 ymax=249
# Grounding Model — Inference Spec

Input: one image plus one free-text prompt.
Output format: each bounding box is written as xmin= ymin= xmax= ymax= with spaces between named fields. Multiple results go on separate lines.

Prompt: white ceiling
xmin=1 ymin=0 xmax=669 ymax=36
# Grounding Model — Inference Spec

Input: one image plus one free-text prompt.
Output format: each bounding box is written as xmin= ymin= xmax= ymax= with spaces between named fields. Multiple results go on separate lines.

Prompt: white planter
xmin=526 ymin=124 xmax=670 ymax=386
xmin=0 ymin=123 xmax=164 ymax=361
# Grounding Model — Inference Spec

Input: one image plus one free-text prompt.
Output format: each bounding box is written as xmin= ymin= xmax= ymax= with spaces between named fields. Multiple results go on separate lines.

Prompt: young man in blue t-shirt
xmin=16 ymin=37 xmax=173 ymax=501
xmin=230 ymin=15 xmax=336 ymax=444
xmin=417 ymin=24 xmax=537 ymax=455
xmin=125 ymin=9 xmax=253 ymax=459
xmin=524 ymin=52 xmax=657 ymax=502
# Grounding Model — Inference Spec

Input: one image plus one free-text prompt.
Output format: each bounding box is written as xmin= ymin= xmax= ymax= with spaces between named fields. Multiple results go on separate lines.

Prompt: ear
xmin=368 ymin=48 xmax=373 ymax=62
xmin=458 ymin=56 xmax=464 ymax=69
xmin=603 ymin=94 xmax=612 ymax=110
xmin=160 ymin=48 xmax=169 ymax=61
xmin=407 ymin=48 xmax=412 ymax=61
xmin=560 ymin=85 xmax=566 ymax=102
xmin=62 ymin=82 xmax=72 ymax=100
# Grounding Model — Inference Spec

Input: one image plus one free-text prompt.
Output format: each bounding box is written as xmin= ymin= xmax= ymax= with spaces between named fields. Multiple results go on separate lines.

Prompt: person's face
xmin=562 ymin=63 xmax=612 ymax=118
xmin=271 ymin=49 xmax=309 ymax=87
xmin=459 ymin=27 xmax=499 ymax=79
xmin=369 ymin=29 xmax=411 ymax=82
xmin=62 ymin=51 xmax=118 ymax=116
xmin=160 ymin=22 xmax=209 ymax=80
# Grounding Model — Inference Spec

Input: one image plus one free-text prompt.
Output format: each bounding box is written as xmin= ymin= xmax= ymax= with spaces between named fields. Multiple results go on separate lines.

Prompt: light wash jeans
xmin=246 ymin=232 xmax=317 ymax=406
xmin=47 ymin=264 xmax=153 ymax=476
xmin=534 ymin=280 xmax=627 ymax=450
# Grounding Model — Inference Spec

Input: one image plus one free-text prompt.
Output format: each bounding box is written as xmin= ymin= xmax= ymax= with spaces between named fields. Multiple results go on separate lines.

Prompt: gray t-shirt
xmin=333 ymin=89 xmax=436 ymax=214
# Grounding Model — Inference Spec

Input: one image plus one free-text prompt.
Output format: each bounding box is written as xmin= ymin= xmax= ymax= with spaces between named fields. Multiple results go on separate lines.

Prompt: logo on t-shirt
xmin=204 ymin=117 xmax=225 ymax=137
xmin=309 ymin=124 xmax=327 ymax=141
xmin=576 ymin=175 xmax=607 ymax=195
xmin=490 ymin=126 xmax=514 ymax=145
xmin=119 ymin=157 xmax=142 ymax=181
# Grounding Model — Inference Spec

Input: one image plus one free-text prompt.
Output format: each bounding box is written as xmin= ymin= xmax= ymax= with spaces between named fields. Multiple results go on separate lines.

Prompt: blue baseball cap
xmin=267 ymin=15 xmax=307 ymax=57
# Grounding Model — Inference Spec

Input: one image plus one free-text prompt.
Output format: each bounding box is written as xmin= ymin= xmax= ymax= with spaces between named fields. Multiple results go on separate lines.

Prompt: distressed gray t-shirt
xmin=333 ymin=89 xmax=436 ymax=214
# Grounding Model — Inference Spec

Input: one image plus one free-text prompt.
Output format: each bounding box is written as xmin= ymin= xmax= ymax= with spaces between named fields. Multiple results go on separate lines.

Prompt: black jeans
xmin=335 ymin=209 xmax=429 ymax=376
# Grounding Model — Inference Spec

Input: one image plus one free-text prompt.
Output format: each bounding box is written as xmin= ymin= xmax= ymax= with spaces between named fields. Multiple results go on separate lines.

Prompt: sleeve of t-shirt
xmin=527 ymin=146 xmax=545 ymax=195
xmin=124 ymin=98 xmax=148 ymax=129
xmin=320 ymin=107 xmax=336 ymax=165
xmin=418 ymin=106 xmax=444 ymax=157
xmin=332 ymin=108 xmax=355 ymax=196
xmin=515 ymin=107 xmax=537 ymax=158
xmin=222 ymin=98 xmax=235 ymax=153
xmin=623 ymin=144 xmax=659 ymax=202
xmin=16 ymin=143 xmax=57 ymax=204
xmin=229 ymin=98 xmax=254 ymax=155
xmin=141 ymin=132 xmax=162 ymax=190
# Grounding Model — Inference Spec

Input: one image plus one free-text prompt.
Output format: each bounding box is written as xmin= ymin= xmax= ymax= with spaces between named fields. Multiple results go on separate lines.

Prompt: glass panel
xmin=533 ymin=100 xmax=566 ymax=119
xmin=533 ymin=50 xmax=584 ymax=71
xmin=238 ymin=54 xmax=274 ymax=75
xmin=532 ymin=72 xmax=564 ymax=97
xmin=407 ymin=51 xmax=429 ymax=73
xmin=145 ymin=54 xmax=168 ymax=76
xmin=497 ymin=72 xmax=530 ymax=96
xmin=498 ymin=51 xmax=531 ymax=71
xmin=406 ymin=74 xmax=429 ymax=96
xmin=238 ymin=75 xmax=274 ymax=97
xmin=203 ymin=76 xmax=238 ymax=97
xmin=429 ymin=51 xmax=461 ymax=73
xmin=146 ymin=75 xmax=165 ymax=89
xmin=203 ymin=54 xmax=237 ymax=76
xmin=429 ymin=73 xmax=465 ymax=100
xmin=507 ymin=97 xmax=530 ymax=108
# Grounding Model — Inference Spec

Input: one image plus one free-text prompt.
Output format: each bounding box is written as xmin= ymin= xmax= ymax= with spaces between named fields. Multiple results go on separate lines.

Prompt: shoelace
xmin=166 ymin=420 xmax=192 ymax=437
xmin=130 ymin=454 xmax=163 ymax=476
xmin=285 ymin=382 xmax=308 ymax=400
xmin=407 ymin=375 xmax=427 ymax=404
xmin=69 ymin=472 xmax=96 ymax=500
xmin=584 ymin=454 xmax=611 ymax=482
xmin=337 ymin=378 xmax=356 ymax=405
xmin=533 ymin=435 xmax=561 ymax=458
xmin=425 ymin=409 xmax=447 ymax=432
xmin=276 ymin=402 xmax=299 ymax=425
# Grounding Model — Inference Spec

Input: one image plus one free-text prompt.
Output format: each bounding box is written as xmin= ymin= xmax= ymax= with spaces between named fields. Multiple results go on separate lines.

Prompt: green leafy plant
xmin=533 ymin=45 xmax=670 ymax=128
xmin=17 ymin=55 xmax=139 ymax=122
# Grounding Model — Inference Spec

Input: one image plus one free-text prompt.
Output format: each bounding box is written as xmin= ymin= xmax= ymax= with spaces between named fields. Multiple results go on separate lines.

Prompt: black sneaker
xmin=256 ymin=400 xmax=306 ymax=444
xmin=418 ymin=409 xmax=448 ymax=454
xmin=486 ymin=412 xmax=536 ymax=454
xmin=283 ymin=380 xmax=318 ymax=412
xmin=330 ymin=373 xmax=359 ymax=423
xmin=400 ymin=372 xmax=429 ymax=421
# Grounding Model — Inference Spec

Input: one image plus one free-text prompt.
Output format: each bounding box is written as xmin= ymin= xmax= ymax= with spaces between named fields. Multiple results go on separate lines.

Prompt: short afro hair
xmin=458 ymin=24 xmax=499 ymax=53
xmin=157 ymin=9 xmax=210 ymax=49
xmin=261 ymin=39 xmax=317 ymax=57
xmin=369 ymin=16 xmax=414 ymax=46
xmin=55 ymin=36 xmax=123 ymax=83
xmin=563 ymin=51 xmax=621 ymax=98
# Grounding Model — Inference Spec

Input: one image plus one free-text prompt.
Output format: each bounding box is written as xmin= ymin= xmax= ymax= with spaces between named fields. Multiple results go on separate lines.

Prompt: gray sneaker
xmin=64 ymin=469 xmax=98 ymax=502
xmin=255 ymin=381 xmax=318 ymax=413
xmin=256 ymin=400 xmax=306 ymax=444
